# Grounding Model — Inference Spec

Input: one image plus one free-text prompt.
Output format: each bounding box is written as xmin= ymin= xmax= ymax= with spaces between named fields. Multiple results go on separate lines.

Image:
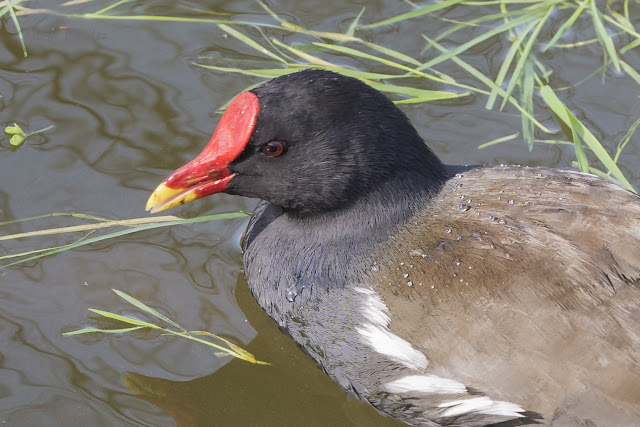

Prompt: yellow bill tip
xmin=146 ymin=183 xmax=189 ymax=213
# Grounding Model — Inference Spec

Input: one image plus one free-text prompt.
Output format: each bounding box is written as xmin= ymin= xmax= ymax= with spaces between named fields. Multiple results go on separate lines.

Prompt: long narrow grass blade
xmin=543 ymin=0 xmax=587 ymax=51
xmin=418 ymin=11 xmax=544 ymax=72
xmin=613 ymin=116 xmax=640 ymax=163
xmin=486 ymin=19 xmax=538 ymax=110
xmin=255 ymin=3 xmax=362 ymax=43
xmin=312 ymin=42 xmax=430 ymax=78
xmin=429 ymin=8 xmax=529 ymax=48
xmin=539 ymin=86 xmax=635 ymax=192
xmin=427 ymin=1 xmax=555 ymax=53
xmin=0 ymin=212 xmax=249 ymax=269
xmin=0 ymin=215 xmax=182 ymax=241
xmin=539 ymin=86 xmax=587 ymax=170
xmin=88 ymin=309 xmax=162 ymax=328
xmin=359 ymin=0 xmax=465 ymax=29
xmin=256 ymin=0 xmax=282 ymax=23
xmin=255 ymin=27 xmax=296 ymax=62
xmin=590 ymin=0 xmax=620 ymax=72
xmin=310 ymin=66 xmax=413 ymax=80
xmin=0 ymin=212 xmax=112 ymax=226
xmin=266 ymin=43 xmax=325 ymax=55
xmin=197 ymin=55 xmax=277 ymax=64
xmin=175 ymin=5 xmax=231 ymax=17
xmin=555 ymin=63 xmax=605 ymax=91
xmin=393 ymin=93 xmax=471 ymax=103
xmin=6 ymin=0 xmax=27 ymax=57
xmin=462 ymin=1 xmax=551 ymax=5
xmin=568 ymin=114 xmax=590 ymax=173
xmin=166 ymin=330 xmax=244 ymax=359
xmin=113 ymin=289 xmax=185 ymax=332
xmin=63 ymin=326 xmax=144 ymax=336
xmin=603 ymin=7 xmax=639 ymax=36
xmin=346 ymin=7 xmax=365 ymax=37
xmin=360 ymin=41 xmax=421 ymax=66
xmin=553 ymin=37 xmax=605 ymax=48
xmin=316 ymin=41 xmax=484 ymax=95
xmin=569 ymin=163 xmax=623 ymax=186
xmin=365 ymin=80 xmax=466 ymax=101
xmin=500 ymin=1 xmax=518 ymax=49
xmin=256 ymin=32 xmax=295 ymax=62
xmin=530 ymin=53 xmax=551 ymax=81
xmin=421 ymin=35 xmax=494 ymax=92
xmin=0 ymin=231 xmax=95 ymax=260
xmin=200 ymin=62 xmax=416 ymax=83
xmin=57 ymin=13 xmax=281 ymax=29
xmin=620 ymin=38 xmax=640 ymax=55
xmin=584 ymin=165 xmax=617 ymax=182
xmin=190 ymin=331 xmax=268 ymax=365
xmin=60 ymin=0 xmax=95 ymax=5
xmin=167 ymin=330 xmax=268 ymax=364
xmin=422 ymin=35 xmax=552 ymax=133
xmin=520 ymin=59 xmax=535 ymax=151
xmin=279 ymin=23 xmax=362 ymax=42
xmin=272 ymin=40 xmax=335 ymax=66
xmin=477 ymin=133 xmax=520 ymax=149
xmin=93 ymin=0 xmax=132 ymax=15
xmin=620 ymin=60 xmax=640 ymax=85
xmin=178 ymin=332 xmax=241 ymax=358
xmin=67 ymin=291 xmax=268 ymax=364
xmin=534 ymin=139 xmax=573 ymax=145
xmin=499 ymin=6 xmax=554 ymax=111
xmin=300 ymin=66 xmax=412 ymax=81
xmin=624 ymin=0 xmax=630 ymax=21
xmin=218 ymin=24 xmax=285 ymax=63
xmin=194 ymin=64 xmax=293 ymax=78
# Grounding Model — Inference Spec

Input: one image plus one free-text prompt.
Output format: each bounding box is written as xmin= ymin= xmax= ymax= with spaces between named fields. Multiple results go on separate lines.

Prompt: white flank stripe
xmin=356 ymin=323 xmax=428 ymax=370
xmin=354 ymin=287 xmax=389 ymax=326
xmin=354 ymin=289 xmax=524 ymax=421
xmin=439 ymin=397 xmax=524 ymax=418
xmin=354 ymin=287 xmax=428 ymax=370
xmin=384 ymin=375 xmax=467 ymax=394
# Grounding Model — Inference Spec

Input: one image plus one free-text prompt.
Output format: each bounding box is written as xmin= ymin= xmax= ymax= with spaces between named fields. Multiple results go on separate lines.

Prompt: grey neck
xmin=242 ymin=170 xmax=445 ymax=325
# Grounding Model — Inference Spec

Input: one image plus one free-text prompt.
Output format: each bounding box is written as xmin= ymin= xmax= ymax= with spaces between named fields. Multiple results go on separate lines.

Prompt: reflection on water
xmin=0 ymin=1 xmax=638 ymax=426
xmin=123 ymin=277 xmax=402 ymax=426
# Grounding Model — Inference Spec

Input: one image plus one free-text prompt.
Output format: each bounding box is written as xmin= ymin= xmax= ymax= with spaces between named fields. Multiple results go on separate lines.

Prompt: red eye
xmin=262 ymin=141 xmax=285 ymax=157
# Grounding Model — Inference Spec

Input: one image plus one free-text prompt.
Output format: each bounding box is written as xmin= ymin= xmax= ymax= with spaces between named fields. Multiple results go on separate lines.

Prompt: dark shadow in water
xmin=123 ymin=275 xmax=404 ymax=427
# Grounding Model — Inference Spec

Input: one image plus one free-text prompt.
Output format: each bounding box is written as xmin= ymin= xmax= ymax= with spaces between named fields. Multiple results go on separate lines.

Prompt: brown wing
xmin=372 ymin=166 xmax=640 ymax=425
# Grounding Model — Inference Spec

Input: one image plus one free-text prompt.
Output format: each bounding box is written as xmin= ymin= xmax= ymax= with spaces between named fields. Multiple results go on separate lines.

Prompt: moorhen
xmin=146 ymin=69 xmax=640 ymax=426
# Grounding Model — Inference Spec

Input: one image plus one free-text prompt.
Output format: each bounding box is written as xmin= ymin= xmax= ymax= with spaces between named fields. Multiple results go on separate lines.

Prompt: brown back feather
xmin=372 ymin=166 xmax=640 ymax=425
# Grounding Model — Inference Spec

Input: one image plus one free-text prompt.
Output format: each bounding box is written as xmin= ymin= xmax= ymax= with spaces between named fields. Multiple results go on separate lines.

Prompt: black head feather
xmin=226 ymin=69 xmax=447 ymax=216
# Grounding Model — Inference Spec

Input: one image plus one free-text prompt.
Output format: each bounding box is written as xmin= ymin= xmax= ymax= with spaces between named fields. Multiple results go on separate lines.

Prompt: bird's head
xmin=146 ymin=69 xmax=444 ymax=216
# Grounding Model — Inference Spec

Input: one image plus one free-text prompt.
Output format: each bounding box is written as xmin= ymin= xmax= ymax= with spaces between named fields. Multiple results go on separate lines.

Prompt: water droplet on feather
xmin=409 ymin=249 xmax=428 ymax=258
xmin=286 ymin=280 xmax=306 ymax=302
